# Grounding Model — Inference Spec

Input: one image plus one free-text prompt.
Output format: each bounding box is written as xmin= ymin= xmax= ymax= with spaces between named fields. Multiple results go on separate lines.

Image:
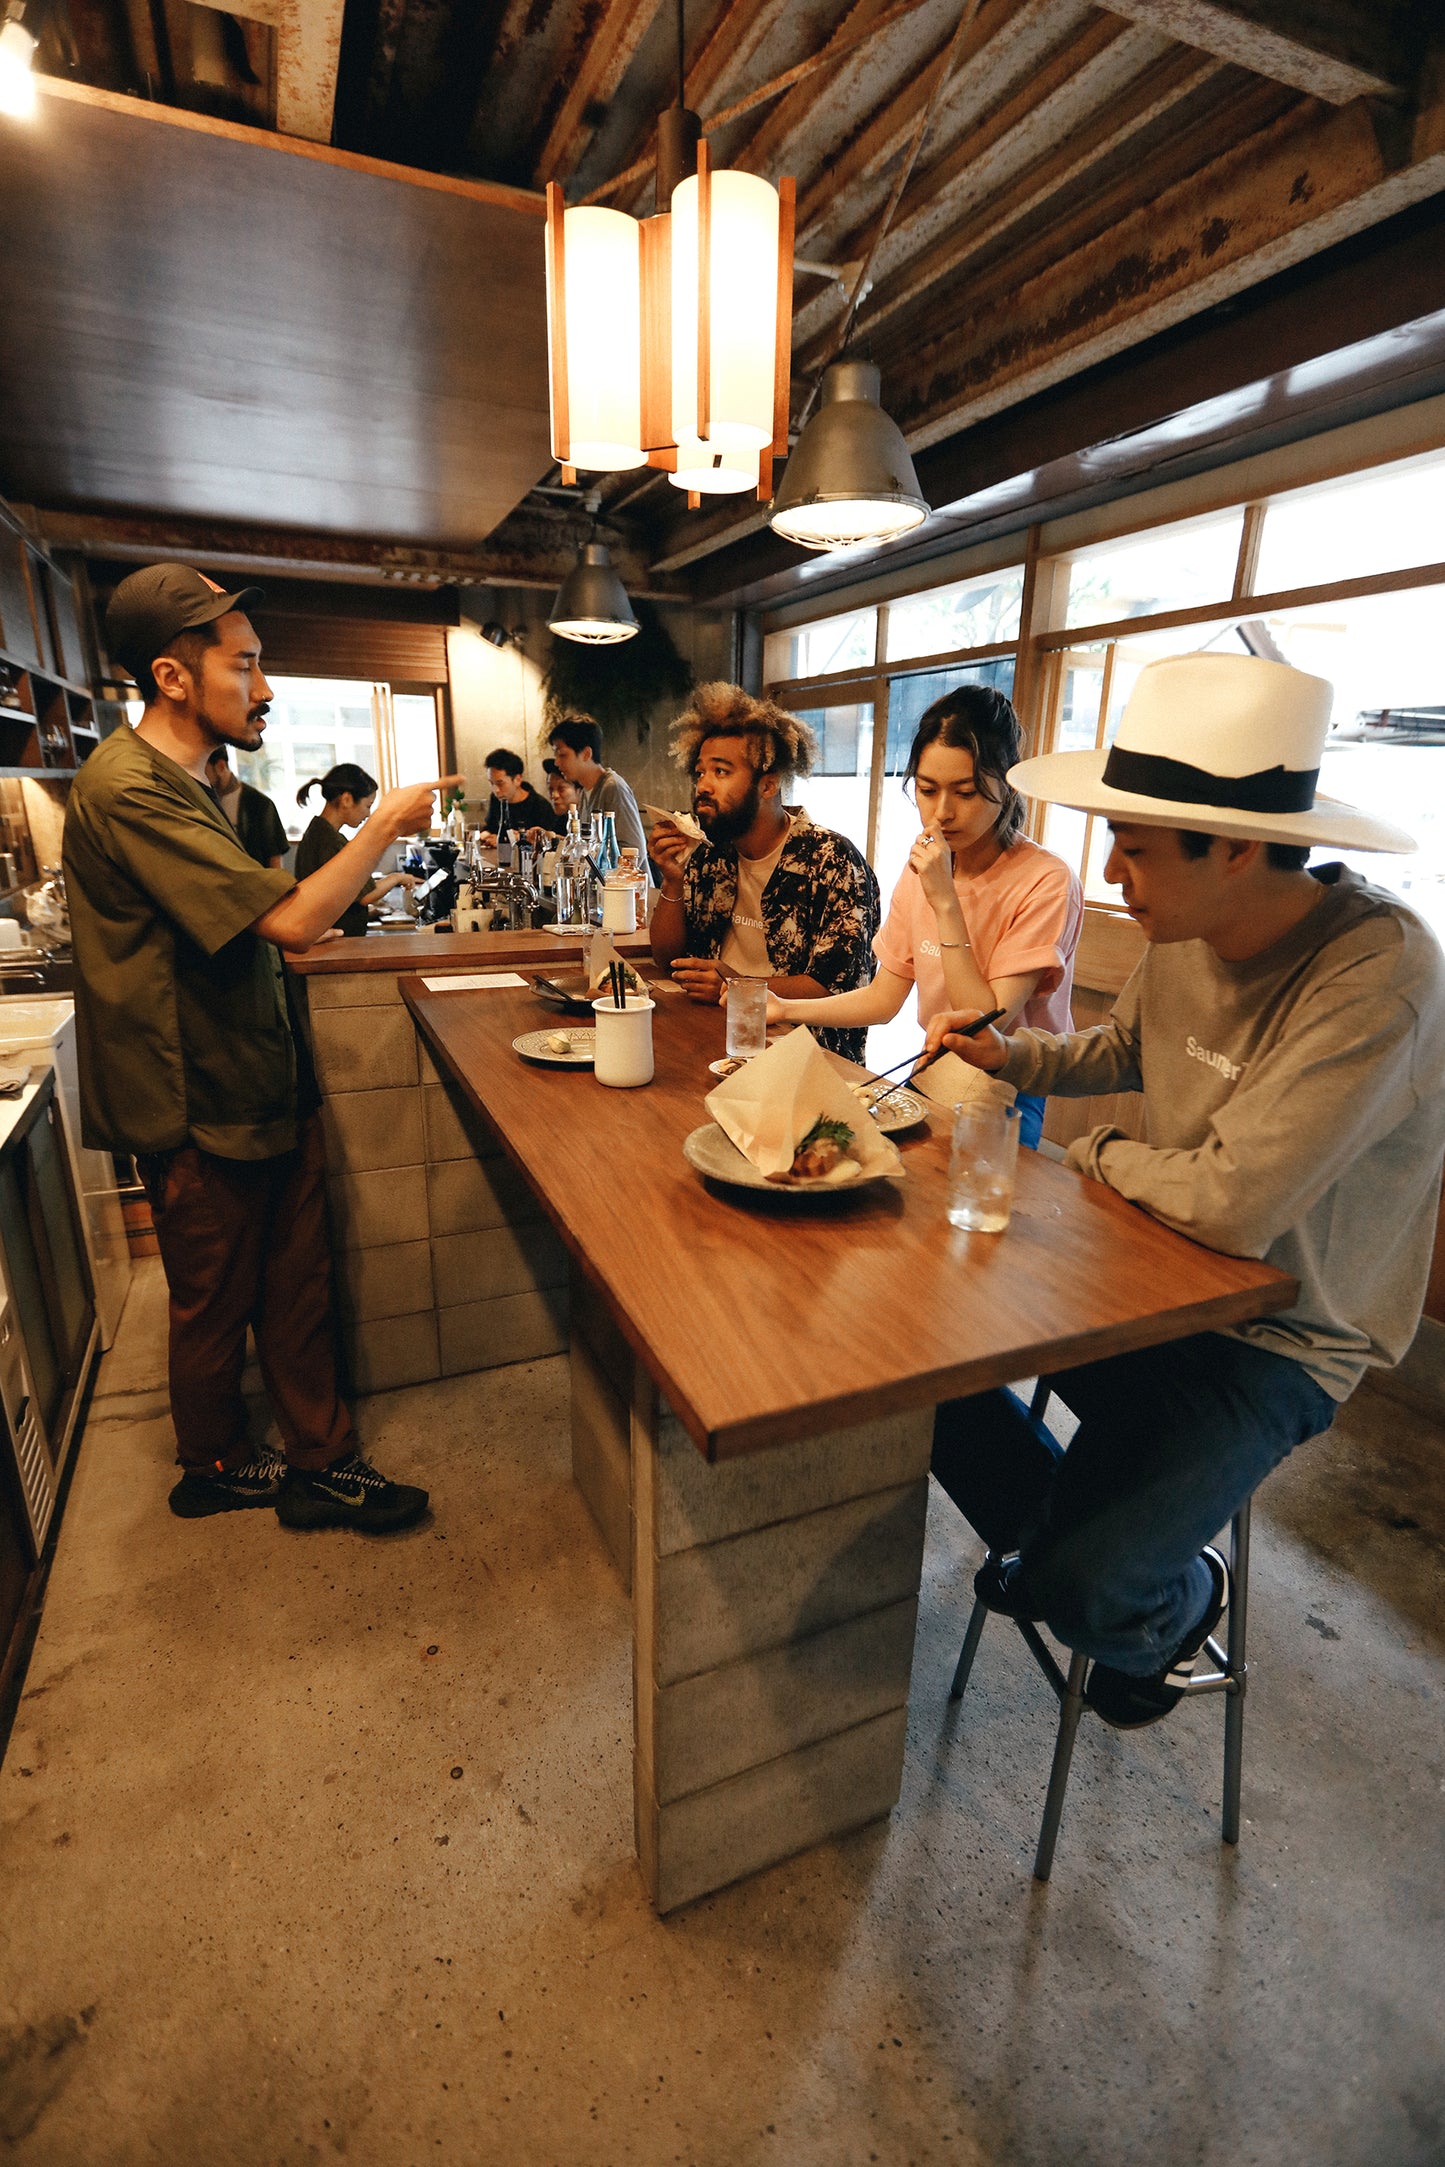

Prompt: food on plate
xmin=767 ymin=1116 xmax=861 ymax=1186
xmin=544 ymin=1031 xmax=573 ymax=1055
xmin=713 ymin=1056 xmax=746 ymax=1079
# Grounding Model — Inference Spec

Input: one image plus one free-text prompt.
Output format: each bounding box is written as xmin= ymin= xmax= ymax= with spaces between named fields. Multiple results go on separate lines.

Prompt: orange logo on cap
xmin=197 ymin=574 xmax=226 ymax=594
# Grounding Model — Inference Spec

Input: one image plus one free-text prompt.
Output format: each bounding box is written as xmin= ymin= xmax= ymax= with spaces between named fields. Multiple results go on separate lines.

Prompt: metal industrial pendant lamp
xmin=547 ymin=540 xmax=639 ymax=647
xmin=0 ymin=3 xmax=38 ymax=118
xmin=543 ymin=0 xmax=794 ymax=506
xmin=769 ymin=359 xmax=928 ymax=551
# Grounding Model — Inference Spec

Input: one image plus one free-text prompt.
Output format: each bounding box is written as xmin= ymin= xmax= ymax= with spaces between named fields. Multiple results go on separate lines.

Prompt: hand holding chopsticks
xmin=861 ymin=1008 xmax=1006 ymax=1107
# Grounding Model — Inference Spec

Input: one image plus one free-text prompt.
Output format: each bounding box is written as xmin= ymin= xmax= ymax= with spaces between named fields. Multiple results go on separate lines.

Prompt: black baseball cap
xmin=105 ymin=562 xmax=265 ymax=683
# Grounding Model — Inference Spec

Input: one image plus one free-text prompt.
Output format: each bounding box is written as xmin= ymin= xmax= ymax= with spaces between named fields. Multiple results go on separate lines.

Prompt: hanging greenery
xmin=543 ymin=601 xmax=694 ymax=743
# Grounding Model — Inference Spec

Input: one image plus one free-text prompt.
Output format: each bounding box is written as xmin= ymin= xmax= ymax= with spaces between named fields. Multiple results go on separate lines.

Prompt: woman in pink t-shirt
xmin=768 ymin=685 xmax=1082 ymax=1147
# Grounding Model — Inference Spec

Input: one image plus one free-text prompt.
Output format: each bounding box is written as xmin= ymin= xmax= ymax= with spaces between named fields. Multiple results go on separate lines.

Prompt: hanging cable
xmin=795 ymin=0 xmax=984 ymax=433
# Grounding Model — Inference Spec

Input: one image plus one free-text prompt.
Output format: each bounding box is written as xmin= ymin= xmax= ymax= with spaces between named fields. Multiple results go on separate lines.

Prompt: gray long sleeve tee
xmin=999 ymin=866 xmax=1445 ymax=1399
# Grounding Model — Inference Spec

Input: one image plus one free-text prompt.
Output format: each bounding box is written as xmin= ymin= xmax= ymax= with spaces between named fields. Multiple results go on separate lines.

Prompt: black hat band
xmin=1101 ymin=746 xmax=1319 ymax=814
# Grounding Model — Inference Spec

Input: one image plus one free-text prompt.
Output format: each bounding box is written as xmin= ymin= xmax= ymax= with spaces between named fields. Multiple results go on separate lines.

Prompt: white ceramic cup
xmin=601 ymin=883 xmax=638 ymax=933
xmin=591 ymin=995 xmax=655 ymax=1087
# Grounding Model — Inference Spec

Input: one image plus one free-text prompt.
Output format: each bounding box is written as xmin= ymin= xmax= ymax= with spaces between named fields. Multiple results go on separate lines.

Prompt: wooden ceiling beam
xmin=792 ymin=41 xmax=1221 ymax=359
xmin=33 ymin=507 xmax=690 ymax=599
xmin=744 ymin=0 xmax=1030 ymax=208
xmin=1101 ymin=0 xmax=1407 ymax=102
xmin=530 ymin=0 xmax=664 ymax=189
xmin=881 ymin=65 xmax=1445 ymax=450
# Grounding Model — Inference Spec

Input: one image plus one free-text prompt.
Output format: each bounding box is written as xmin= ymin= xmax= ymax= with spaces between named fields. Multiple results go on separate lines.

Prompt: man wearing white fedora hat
xmin=926 ymin=651 xmax=1445 ymax=1729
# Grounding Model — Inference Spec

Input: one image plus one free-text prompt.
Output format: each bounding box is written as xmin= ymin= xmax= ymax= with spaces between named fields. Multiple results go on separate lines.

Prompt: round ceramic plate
xmin=513 ymin=1028 xmax=596 ymax=1067
xmin=682 ymin=1122 xmax=895 ymax=1194
xmin=850 ymin=1083 xmax=929 ymax=1134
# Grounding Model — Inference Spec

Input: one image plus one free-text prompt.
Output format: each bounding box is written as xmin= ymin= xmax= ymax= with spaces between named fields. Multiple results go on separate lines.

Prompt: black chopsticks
xmin=609 ymin=961 xmax=625 ymax=1008
xmin=862 ymin=1008 xmax=1006 ymax=1103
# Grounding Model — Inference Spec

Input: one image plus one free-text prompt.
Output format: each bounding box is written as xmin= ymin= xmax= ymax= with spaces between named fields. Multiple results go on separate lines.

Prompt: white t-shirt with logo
xmin=719 ymin=827 xmax=790 ymax=976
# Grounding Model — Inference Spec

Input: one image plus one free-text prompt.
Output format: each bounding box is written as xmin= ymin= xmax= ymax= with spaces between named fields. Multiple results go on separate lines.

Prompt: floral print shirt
xmin=682 ymin=812 xmax=882 ymax=1062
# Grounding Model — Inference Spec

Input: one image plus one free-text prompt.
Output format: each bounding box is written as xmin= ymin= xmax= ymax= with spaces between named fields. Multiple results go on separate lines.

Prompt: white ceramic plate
xmin=682 ymin=1122 xmax=895 ymax=1194
xmin=513 ymin=1028 xmax=597 ymax=1067
xmin=541 ymin=922 xmax=589 ymax=936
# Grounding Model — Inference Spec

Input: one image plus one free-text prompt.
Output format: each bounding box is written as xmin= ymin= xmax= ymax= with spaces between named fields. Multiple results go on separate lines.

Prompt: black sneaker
xmin=973 ymin=1553 xmax=1043 ymax=1621
xmin=275 ymin=1449 xmax=429 ymax=1534
xmin=1084 ymin=1547 xmax=1230 ymax=1730
xmin=169 ymin=1450 xmax=286 ymax=1518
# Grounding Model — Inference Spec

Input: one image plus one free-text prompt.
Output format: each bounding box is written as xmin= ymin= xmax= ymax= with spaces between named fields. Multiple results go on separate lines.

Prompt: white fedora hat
xmin=1010 ymin=652 xmax=1415 ymax=854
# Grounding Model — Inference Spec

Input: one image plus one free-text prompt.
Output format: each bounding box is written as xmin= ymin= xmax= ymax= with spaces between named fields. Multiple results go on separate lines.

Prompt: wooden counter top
xmin=402 ymin=973 xmax=1297 ymax=1462
xmin=287 ymin=925 xmax=652 ymax=976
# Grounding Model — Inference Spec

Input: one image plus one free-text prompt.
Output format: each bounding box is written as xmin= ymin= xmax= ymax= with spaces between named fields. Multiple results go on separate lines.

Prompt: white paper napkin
xmin=704 ymin=1026 xmax=904 ymax=1181
xmin=915 ymin=1050 xmax=1017 ymax=1113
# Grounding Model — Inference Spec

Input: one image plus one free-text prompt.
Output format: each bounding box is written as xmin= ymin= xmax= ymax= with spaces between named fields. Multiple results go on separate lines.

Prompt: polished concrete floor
xmin=0 ymin=1261 xmax=1441 ymax=2167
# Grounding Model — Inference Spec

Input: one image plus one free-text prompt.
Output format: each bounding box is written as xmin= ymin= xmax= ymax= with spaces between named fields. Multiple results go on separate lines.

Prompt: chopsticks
xmin=861 ymin=1008 xmax=1005 ymax=1106
xmin=609 ymin=961 xmax=625 ymax=1008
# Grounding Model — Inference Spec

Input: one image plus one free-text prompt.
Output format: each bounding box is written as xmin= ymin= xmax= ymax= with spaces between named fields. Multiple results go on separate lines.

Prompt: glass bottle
xmin=495 ymin=809 xmax=513 ymax=870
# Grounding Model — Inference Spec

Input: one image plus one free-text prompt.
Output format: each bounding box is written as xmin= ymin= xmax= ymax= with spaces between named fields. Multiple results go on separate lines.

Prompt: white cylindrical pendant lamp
xmin=671 ymin=170 xmax=778 ymax=453
xmin=668 ymin=439 xmax=759 ymax=495
xmin=0 ymin=14 xmax=38 ymax=118
xmin=549 ymin=206 xmax=645 ymax=472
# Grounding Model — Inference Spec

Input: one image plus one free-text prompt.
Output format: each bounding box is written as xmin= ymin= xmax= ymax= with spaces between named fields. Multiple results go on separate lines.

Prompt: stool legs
xmin=950 ymin=1595 xmax=989 ymax=1700
xmin=1034 ymin=1650 xmax=1088 ymax=1882
xmin=1222 ymin=1499 xmax=1251 ymax=1845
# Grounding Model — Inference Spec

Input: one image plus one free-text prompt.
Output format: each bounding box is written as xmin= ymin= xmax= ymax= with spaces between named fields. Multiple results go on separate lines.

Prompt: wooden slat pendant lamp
xmin=544 ymin=0 xmax=794 ymax=508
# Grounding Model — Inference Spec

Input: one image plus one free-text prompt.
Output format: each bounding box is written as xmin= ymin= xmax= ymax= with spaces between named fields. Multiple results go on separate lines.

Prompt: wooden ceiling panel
xmin=0 ymin=80 xmax=552 ymax=546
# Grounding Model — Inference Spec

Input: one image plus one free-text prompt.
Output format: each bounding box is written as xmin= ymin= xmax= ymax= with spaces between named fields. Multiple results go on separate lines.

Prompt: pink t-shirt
xmin=873 ymin=834 xmax=1083 ymax=1033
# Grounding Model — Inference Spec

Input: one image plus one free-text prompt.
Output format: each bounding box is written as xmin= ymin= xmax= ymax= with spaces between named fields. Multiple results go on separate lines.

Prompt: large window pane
xmin=1064 ymin=512 xmax=1242 ymax=630
xmin=764 ymin=606 xmax=876 ymax=684
xmin=1254 ymin=450 xmax=1445 ymax=595
xmin=791 ymin=701 xmax=873 ymax=862
xmin=235 ymin=675 xmax=383 ymax=841
xmin=1256 ymin=583 xmax=1445 ymax=942
xmin=885 ymin=565 xmax=1023 ymax=663
xmin=393 ymin=692 xmax=441 ymax=787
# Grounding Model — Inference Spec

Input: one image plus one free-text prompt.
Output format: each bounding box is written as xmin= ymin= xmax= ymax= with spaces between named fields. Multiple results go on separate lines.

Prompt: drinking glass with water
xmin=947 ymin=1102 xmax=1022 ymax=1232
xmin=725 ymin=977 xmax=769 ymax=1060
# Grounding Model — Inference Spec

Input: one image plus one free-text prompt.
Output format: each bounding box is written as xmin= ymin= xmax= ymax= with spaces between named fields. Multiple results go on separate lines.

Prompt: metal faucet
xmin=491 ymin=858 xmax=541 ymax=933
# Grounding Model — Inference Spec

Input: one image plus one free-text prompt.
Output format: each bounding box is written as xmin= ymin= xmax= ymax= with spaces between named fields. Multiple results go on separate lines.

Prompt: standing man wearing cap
xmin=927 ymin=652 xmax=1445 ymax=1729
xmin=64 ymin=564 xmax=459 ymax=1533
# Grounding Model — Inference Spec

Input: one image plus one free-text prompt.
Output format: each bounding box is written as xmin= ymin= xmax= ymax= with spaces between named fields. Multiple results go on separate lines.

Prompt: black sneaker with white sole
xmin=169 ymin=1450 xmax=286 ymax=1518
xmin=1084 ymin=1546 xmax=1230 ymax=1730
xmin=275 ymin=1449 xmax=429 ymax=1534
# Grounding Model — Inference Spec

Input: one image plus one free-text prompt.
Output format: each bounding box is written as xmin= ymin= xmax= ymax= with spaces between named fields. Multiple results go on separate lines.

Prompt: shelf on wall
xmin=0 ymin=766 xmax=76 ymax=781
xmin=0 ymin=647 xmax=94 ymax=702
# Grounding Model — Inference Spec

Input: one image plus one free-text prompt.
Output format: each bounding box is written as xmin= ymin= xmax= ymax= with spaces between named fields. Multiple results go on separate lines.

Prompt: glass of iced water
xmin=725 ymin=976 xmax=769 ymax=1060
xmin=947 ymin=1101 xmax=1022 ymax=1232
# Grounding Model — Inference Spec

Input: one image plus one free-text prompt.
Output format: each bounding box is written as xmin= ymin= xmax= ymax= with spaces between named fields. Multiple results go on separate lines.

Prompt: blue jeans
xmin=932 ymin=1333 xmax=1337 ymax=1674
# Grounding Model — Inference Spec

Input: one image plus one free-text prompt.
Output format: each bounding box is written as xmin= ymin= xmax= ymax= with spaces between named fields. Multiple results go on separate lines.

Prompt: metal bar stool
xmin=950 ymin=1381 xmax=1252 ymax=1882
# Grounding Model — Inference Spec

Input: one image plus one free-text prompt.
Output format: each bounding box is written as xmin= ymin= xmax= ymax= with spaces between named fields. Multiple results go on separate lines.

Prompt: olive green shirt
xmin=63 ymin=727 xmax=304 ymax=1160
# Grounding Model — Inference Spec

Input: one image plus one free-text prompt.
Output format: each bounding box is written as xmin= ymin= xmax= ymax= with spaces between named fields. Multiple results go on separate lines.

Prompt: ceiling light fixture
xmin=768 ymin=359 xmax=927 ymax=550
xmin=544 ymin=0 xmax=793 ymax=508
xmin=768 ymin=0 xmax=982 ymax=554
xmin=0 ymin=3 xmax=38 ymax=119
xmin=547 ymin=540 xmax=639 ymax=647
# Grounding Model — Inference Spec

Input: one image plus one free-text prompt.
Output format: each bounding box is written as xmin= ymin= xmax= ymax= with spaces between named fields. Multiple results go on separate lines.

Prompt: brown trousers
xmin=137 ymin=1113 xmax=357 ymax=1472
